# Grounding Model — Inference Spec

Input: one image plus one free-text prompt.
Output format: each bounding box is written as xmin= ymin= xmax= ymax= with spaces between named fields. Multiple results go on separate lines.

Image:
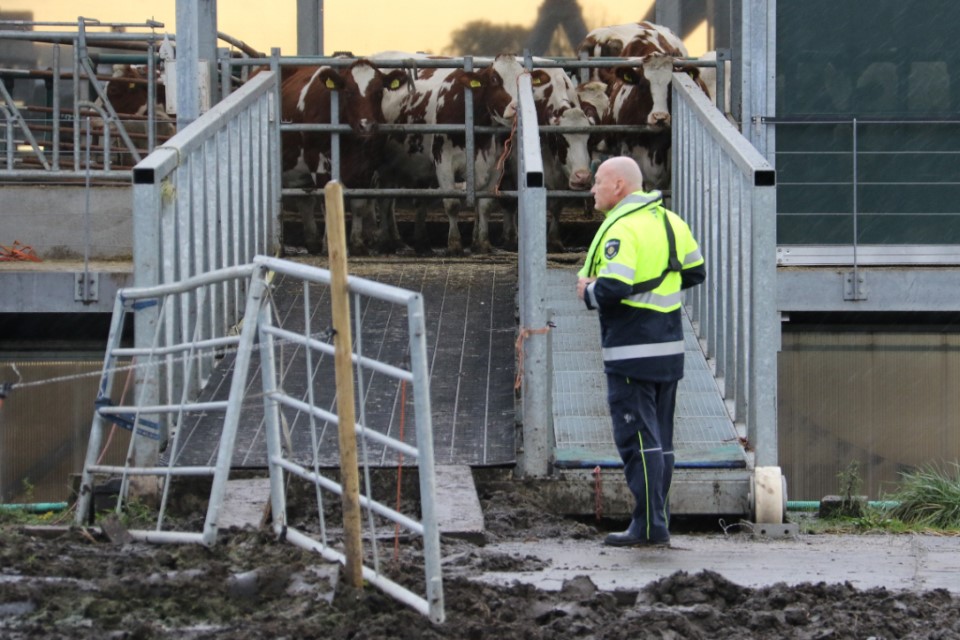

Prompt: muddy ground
xmin=4 ymin=208 xmax=959 ymax=638
xmin=2 ymin=480 xmax=959 ymax=639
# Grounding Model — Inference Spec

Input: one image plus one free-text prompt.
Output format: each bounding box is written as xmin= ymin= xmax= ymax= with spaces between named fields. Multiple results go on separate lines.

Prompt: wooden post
xmin=324 ymin=181 xmax=363 ymax=589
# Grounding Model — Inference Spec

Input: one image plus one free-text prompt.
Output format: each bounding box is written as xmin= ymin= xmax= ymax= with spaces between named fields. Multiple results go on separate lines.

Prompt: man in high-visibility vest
xmin=577 ymin=156 xmax=706 ymax=547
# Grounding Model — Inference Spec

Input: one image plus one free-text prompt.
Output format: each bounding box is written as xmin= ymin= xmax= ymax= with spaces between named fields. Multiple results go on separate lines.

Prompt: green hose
xmin=0 ymin=502 xmax=69 ymax=513
xmin=787 ymin=500 xmax=899 ymax=511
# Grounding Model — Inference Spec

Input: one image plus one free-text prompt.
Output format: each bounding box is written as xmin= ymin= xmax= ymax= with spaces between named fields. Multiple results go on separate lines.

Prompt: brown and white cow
xmin=577 ymin=21 xmax=688 ymax=77
xmin=500 ymin=60 xmax=595 ymax=252
xmin=92 ymin=64 xmax=175 ymax=168
xmin=577 ymin=22 xmax=712 ymax=191
xmin=599 ymin=63 xmax=676 ymax=191
xmin=279 ymin=59 xmax=408 ymax=254
xmin=601 ymin=63 xmax=713 ymax=191
xmin=374 ymin=52 xmax=524 ymax=255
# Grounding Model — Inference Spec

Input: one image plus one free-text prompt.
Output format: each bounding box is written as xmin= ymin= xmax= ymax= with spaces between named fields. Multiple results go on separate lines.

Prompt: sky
xmin=1 ymin=0 xmax=687 ymax=57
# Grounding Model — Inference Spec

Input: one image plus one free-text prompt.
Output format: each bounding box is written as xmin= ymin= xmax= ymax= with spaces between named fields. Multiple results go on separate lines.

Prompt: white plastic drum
xmin=752 ymin=466 xmax=785 ymax=524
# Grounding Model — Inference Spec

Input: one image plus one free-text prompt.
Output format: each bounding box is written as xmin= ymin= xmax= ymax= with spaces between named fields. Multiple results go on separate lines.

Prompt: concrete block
xmin=434 ymin=465 xmax=484 ymax=543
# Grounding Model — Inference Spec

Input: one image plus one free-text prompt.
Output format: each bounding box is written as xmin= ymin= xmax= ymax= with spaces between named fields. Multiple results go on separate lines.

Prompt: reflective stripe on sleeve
xmin=600 ymin=262 xmax=635 ymax=280
xmin=602 ymin=340 xmax=685 ymax=361
xmin=683 ymin=247 xmax=703 ymax=265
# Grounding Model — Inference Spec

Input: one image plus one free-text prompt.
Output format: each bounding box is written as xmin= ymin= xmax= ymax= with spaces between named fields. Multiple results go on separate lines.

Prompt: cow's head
xmin=548 ymin=107 xmax=593 ymax=191
xmin=334 ymin=60 xmax=409 ymax=135
xmin=614 ymin=54 xmax=674 ymax=129
xmin=459 ymin=60 xmax=520 ymax=126
xmin=641 ymin=54 xmax=676 ymax=128
xmin=576 ymin=81 xmax=610 ymax=125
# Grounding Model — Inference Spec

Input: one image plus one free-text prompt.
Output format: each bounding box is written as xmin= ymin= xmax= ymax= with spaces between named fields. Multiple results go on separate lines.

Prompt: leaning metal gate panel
xmin=248 ymin=256 xmax=444 ymax=622
xmin=76 ymin=255 xmax=443 ymax=622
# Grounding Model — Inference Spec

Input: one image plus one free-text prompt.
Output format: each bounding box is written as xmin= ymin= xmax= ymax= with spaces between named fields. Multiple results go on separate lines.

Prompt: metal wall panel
xmin=779 ymin=332 xmax=960 ymax=500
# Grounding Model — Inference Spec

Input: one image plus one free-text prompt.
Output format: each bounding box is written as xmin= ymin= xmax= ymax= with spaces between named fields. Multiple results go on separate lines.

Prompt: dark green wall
xmin=776 ymin=1 xmax=960 ymax=244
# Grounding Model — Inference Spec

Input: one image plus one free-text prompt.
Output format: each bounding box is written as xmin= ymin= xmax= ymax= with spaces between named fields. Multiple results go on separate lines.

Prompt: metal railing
xmin=0 ymin=20 xmax=168 ymax=178
xmin=0 ymin=19 xmax=261 ymax=179
xmin=672 ymin=72 xmax=779 ymax=467
xmin=130 ymin=68 xmax=280 ymax=457
xmin=220 ymin=52 xmax=726 ymax=210
xmin=514 ymin=74 xmax=550 ymax=477
xmin=761 ymin=116 xmax=960 ymax=268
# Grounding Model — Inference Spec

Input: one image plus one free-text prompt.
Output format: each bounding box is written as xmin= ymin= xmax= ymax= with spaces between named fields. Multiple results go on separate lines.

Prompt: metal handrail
xmin=673 ymin=71 xmax=779 ymax=468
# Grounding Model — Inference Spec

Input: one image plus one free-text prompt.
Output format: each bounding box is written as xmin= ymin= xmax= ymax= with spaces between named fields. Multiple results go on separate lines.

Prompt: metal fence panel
xmin=131 ymin=70 xmax=279 ymax=455
xmin=673 ymin=72 xmax=779 ymax=467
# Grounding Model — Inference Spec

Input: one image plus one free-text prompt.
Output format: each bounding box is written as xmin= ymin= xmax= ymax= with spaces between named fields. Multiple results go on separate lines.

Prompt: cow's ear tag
xmin=624 ymin=73 xmax=634 ymax=83
xmin=389 ymin=78 xmax=400 ymax=89
xmin=532 ymin=76 xmax=543 ymax=86
xmin=469 ymin=79 xmax=482 ymax=88
xmin=325 ymin=78 xmax=336 ymax=89
xmin=128 ymin=83 xmax=136 ymax=89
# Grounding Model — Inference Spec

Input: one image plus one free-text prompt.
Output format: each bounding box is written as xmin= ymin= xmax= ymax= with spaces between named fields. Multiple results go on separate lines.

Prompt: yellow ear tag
xmin=128 ymin=83 xmax=136 ymax=89
xmin=469 ymin=79 xmax=482 ymax=88
xmin=390 ymin=78 xmax=400 ymax=89
xmin=325 ymin=78 xmax=336 ymax=89
xmin=532 ymin=77 xmax=543 ymax=86
xmin=624 ymin=73 xmax=634 ymax=83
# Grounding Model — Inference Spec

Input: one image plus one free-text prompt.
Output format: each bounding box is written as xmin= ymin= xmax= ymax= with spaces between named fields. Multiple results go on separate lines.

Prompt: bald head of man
xmin=590 ymin=156 xmax=645 ymax=213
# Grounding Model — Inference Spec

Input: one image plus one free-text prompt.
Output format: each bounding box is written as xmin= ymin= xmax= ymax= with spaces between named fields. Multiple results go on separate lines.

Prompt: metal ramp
xmin=544 ymin=267 xmax=753 ymax=517
xmin=547 ymin=268 xmax=746 ymax=471
xmin=171 ymin=260 xmax=518 ymax=469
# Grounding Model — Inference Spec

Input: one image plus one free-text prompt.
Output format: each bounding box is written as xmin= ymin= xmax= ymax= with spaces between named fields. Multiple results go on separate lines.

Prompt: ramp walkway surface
xmin=167 ymin=259 xmax=743 ymax=475
xmin=171 ymin=259 xmax=518 ymax=469
xmin=546 ymin=267 xmax=746 ymax=471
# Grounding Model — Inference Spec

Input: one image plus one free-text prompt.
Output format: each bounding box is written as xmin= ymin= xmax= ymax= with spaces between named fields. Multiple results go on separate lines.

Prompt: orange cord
xmin=514 ymin=325 xmax=552 ymax=391
xmin=0 ymin=241 xmax=42 ymax=262
xmin=493 ymin=112 xmax=519 ymax=196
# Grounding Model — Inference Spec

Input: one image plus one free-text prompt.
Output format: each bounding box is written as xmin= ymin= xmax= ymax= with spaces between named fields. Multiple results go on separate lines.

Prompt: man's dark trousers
xmin=606 ymin=374 xmax=678 ymax=542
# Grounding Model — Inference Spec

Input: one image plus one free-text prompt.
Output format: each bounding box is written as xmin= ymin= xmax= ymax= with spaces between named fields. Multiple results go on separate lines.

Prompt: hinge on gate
xmin=843 ymin=271 xmax=867 ymax=301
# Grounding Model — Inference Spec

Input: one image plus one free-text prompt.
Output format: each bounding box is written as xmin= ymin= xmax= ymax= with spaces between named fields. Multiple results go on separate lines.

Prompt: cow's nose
xmin=569 ymin=168 xmax=593 ymax=190
xmin=503 ymin=101 xmax=517 ymax=120
xmin=648 ymin=112 xmax=671 ymax=127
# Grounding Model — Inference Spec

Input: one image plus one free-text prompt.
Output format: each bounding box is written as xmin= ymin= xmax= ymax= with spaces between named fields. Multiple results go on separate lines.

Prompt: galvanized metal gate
xmin=76 ymin=255 xmax=445 ymax=621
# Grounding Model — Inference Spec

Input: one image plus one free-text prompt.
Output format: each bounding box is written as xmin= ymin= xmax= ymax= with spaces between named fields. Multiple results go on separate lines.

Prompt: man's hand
xmin=577 ymin=276 xmax=596 ymax=301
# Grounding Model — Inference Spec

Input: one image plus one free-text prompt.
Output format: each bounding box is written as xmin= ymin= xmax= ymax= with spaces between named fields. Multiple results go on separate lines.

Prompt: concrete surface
xmin=476 ymin=533 xmax=960 ymax=595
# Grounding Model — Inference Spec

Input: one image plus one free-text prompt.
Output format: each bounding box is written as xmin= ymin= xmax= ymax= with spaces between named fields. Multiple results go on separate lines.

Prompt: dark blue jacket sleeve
xmin=584 ymin=276 xmax=633 ymax=310
xmin=681 ymin=263 xmax=706 ymax=290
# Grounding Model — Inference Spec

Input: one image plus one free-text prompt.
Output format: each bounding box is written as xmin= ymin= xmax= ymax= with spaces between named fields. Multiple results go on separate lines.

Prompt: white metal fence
xmin=672 ymin=72 xmax=779 ymax=467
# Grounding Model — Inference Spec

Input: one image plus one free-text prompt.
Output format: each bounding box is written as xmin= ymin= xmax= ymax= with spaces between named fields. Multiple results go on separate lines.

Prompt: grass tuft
xmin=885 ymin=462 xmax=960 ymax=530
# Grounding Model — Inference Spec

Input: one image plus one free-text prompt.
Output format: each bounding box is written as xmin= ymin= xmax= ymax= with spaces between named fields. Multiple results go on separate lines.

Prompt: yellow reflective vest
xmin=580 ymin=190 xmax=705 ymax=381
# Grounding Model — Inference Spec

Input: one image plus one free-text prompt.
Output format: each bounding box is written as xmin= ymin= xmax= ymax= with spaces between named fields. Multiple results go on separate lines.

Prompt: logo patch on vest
xmin=604 ymin=239 xmax=620 ymax=260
